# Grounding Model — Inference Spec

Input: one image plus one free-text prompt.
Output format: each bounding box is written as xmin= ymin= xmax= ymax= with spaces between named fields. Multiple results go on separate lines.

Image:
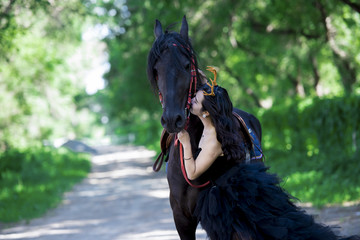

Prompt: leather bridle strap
xmin=157 ymin=43 xmax=209 ymax=187
xmin=158 ymin=43 xmax=197 ymax=124
xmin=171 ymin=44 xmax=210 ymax=188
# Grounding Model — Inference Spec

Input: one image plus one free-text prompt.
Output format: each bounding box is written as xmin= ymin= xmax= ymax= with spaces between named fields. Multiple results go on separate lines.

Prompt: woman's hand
xmin=177 ymin=129 xmax=190 ymax=146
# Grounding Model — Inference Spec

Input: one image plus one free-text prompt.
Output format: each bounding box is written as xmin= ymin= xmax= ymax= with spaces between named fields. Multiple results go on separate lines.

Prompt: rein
xmin=158 ymin=43 xmax=210 ymax=188
xmin=177 ymin=140 xmax=211 ymax=188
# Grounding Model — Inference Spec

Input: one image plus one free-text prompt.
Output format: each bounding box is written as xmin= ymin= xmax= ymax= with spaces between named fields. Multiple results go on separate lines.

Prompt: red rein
xmin=177 ymin=140 xmax=211 ymax=188
xmin=159 ymin=43 xmax=210 ymax=188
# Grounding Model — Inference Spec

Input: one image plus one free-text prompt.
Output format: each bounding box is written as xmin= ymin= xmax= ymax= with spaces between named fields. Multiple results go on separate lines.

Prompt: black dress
xmin=193 ymin=149 xmax=359 ymax=240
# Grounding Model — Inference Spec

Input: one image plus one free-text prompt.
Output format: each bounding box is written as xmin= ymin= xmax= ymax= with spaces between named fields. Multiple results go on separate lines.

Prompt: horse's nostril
xmin=161 ymin=113 xmax=185 ymax=132
xmin=175 ymin=115 xmax=185 ymax=128
xmin=161 ymin=116 xmax=166 ymax=127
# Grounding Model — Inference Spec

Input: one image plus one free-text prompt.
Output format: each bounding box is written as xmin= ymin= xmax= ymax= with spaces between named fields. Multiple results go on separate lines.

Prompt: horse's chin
xmin=163 ymin=126 xmax=185 ymax=134
xmin=162 ymin=119 xmax=186 ymax=133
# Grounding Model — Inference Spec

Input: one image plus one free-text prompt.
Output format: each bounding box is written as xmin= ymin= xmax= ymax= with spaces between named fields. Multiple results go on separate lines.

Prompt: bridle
xmin=158 ymin=43 xmax=210 ymax=188
xmin=158 ymin=43 xmax=197 ymax=124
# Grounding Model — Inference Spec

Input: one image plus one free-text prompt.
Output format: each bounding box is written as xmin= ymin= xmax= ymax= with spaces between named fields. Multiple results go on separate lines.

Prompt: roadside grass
xmin=259 ymin=96 xmax=360 ymax=207
xmin=266 ymin=149 xmax=360 ymax=207
xmin=0 ymin=147 xmax=91 ymax=223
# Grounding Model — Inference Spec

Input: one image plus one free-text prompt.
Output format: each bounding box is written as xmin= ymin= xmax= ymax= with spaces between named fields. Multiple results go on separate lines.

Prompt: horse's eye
xmin=185 ymin=63 xmax=191 ymax=71
xmin=154 ymin=69 xmax=158 ymax=79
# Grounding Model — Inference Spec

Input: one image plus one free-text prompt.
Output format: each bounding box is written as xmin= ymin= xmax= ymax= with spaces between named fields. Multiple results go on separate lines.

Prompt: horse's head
xmin=147 ymin=16 xmax=202 ymax=133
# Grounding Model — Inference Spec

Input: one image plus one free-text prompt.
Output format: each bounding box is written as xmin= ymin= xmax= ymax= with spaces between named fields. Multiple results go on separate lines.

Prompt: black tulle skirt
xmin=194 ymin=162 xmax=358 ymax=240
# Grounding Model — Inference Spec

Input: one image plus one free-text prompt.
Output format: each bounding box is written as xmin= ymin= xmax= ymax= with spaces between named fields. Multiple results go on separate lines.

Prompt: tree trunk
xmin=340 ymin=0 xmax=360 ymax=14
xmin=316 ymin=0 xmax=357 ymax=94
xmin=310 ymin=54 xmax=322 ymax=96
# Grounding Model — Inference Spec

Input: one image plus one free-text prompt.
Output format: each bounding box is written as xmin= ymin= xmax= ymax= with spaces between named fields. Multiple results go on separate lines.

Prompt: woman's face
xmin=190 ymin=90 xmax=205 ymax=116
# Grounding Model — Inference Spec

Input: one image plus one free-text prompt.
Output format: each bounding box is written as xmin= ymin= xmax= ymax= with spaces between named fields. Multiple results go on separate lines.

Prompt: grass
xmin=0 ymin=147 xmax=91 ymax=223
xmin=265 ymin=148 xmax=360 ymax=207
xmin=259 ymin=95 xmax=360 ymax=207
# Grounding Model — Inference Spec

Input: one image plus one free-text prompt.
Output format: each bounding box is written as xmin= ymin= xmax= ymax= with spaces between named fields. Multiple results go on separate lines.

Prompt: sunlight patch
xmin=144 ymin=189 xmax=169 ymax=199
xmin=92 ymin=149 xmax=156 ymax=165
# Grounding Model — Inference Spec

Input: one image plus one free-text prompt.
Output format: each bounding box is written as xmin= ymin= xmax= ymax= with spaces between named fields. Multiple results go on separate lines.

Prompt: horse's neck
xmin=187 ymin=116 xmax=203 ymax=151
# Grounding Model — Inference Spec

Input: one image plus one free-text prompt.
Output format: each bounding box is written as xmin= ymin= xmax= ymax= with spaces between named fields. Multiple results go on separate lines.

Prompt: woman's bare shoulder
xmin=200 ymin=136 xmax=222 ymax=156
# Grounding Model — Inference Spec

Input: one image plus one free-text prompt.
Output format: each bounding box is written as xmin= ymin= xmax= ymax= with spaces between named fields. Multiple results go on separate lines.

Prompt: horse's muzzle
xmin=161 ymin=111 xmax=186 ymax=133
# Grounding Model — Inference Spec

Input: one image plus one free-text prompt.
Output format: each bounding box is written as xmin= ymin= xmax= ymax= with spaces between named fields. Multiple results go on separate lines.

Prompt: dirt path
xmin=302 ymin=204 xmax=360 ymax=236
xmin=0 ymin=145 xmax=359 ymax=239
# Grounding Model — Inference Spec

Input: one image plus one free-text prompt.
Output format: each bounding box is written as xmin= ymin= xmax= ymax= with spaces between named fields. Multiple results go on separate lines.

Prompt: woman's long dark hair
xmin=200 ymin=84 xmax=245 ymax=161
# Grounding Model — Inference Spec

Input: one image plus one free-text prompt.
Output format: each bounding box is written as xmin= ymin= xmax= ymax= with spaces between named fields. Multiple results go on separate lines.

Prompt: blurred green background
xmin=1 ymin=0 xmax=359 ymax=222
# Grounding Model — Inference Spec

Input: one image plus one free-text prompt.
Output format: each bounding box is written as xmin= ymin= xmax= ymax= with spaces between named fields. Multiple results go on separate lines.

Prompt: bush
xmin=260 ymin=95 xmax=360 ymax=206
xmin=0 ymin=147 xmax=91 ymax=222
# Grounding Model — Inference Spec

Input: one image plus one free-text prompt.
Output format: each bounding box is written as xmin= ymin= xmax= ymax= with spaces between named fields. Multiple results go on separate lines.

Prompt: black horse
xmin=147 ymin=16 xmax=262 ymax=239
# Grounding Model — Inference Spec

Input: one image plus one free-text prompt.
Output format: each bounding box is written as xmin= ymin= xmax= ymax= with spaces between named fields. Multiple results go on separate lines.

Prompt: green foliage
xmin=261 ymin=95 xmax=360 ymax=206
xmin=0 ymin=1 xmax=102 ymax=150
xmin=0 ymin=147 xmax=91 ymax=222
xmin=0 ymin=1 xmax=101 ymax=223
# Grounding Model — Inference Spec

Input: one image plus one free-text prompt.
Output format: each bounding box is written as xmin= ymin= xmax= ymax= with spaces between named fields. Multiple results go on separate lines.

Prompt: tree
xmin=0 ymin=0 xmax=100 ymax=150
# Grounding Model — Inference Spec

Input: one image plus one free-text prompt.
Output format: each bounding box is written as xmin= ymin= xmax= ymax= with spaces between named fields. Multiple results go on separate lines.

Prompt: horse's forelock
xmin=147 ymin=31 xmax=199 ymax=93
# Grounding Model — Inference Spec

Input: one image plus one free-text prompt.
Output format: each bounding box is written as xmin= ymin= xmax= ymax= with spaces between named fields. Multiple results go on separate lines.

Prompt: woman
xmin=177 ymin=72 xmax=359 ymax=240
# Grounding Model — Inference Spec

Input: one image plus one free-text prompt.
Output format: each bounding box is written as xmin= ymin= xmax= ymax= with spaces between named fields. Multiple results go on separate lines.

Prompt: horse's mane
xmin=147 ymin=27 xmax=203 ymax=94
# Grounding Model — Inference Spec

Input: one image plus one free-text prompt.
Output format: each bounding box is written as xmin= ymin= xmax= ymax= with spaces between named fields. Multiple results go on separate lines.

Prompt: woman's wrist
xmin=182 ymin=143 xmax=193 ymax=160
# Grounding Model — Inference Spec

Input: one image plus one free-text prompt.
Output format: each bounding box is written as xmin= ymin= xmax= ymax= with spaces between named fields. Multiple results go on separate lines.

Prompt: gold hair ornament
xmin=203 ymin=66 xmax=218 ymax=96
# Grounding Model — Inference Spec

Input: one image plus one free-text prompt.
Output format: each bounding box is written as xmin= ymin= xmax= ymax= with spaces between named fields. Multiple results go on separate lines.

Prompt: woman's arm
xmin=178 ymin=130 xmax=222 ymax=180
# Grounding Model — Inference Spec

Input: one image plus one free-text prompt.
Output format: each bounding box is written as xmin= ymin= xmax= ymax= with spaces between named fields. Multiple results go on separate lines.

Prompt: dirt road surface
xmin=0 ymin=145 xmax=359 ymax=239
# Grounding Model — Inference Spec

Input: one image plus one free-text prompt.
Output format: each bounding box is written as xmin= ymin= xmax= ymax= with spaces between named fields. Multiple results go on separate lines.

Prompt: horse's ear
xmin=154 ymin=19 xmax=163 ymax=38
xmin=180 ymin=15 xmax=189 ymax=42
